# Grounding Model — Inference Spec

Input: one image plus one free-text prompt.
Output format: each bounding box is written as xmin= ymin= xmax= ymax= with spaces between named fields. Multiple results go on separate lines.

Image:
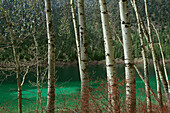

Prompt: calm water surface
xmin=0 ymin=64 xmax=170 ymax=112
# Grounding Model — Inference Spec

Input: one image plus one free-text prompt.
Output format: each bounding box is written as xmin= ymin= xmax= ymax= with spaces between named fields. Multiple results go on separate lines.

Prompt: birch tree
xmin=152 ymin=23 xmax=170 ymax=94
xmin=119 ymin=0 xmax=136 ymax=112
xmin=70 ymin=0 xmax=81 ymax=76
xmin=77 ymin=0 xmax=89 ymax=112
xmin=110 ymin=23 xmax=160 ymax=105
xmin=130 ymin=0 xmax=151 ymax=112
xmin=144 ymin=0 xmax=170 ymax=110
xmin=45 ymin=0 xmax=55 ymax=112
xmin=99 ymin=0 xmax=119 ymax=112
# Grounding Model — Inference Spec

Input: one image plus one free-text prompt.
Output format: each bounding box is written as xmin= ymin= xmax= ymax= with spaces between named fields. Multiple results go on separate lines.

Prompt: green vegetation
xmin=0 ymin=0 xmax=169 ymax=63
xmin=0 ymin=0 xmax=170 ymax=112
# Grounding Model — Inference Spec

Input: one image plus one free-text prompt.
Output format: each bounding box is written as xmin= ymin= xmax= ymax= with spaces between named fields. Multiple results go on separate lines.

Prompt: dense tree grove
xmin=0 ymin=0 xmax=170 ymax=112
xmin=0 ymin=0 xmax=170 ymax=62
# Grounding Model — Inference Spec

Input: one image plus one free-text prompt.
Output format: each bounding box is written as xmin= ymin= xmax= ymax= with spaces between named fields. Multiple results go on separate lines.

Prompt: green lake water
xmin=0 ymin=64 xmax=170 ymax=112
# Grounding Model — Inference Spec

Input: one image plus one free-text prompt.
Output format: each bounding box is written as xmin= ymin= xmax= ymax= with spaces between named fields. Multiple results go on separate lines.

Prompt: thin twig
xmin=21 ymin=66 xmax=29 ymax=86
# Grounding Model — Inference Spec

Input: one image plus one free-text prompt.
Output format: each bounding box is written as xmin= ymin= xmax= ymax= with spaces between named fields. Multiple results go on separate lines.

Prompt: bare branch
xmin=21 ymin=66 xmax=29 ymax=86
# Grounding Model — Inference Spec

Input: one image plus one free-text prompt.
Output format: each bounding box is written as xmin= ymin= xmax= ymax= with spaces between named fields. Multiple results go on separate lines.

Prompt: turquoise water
xmin=0 ymin=64 xmax=170 ymax=112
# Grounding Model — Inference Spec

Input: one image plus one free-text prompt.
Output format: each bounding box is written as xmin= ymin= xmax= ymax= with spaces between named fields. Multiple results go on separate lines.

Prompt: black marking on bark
xmin=47 ymin=9 xmax=50 ymax=12
xmin=125 ymin=25 xmax=129 ymax=28
xmin=80 ymin=27 xmax=84 ymax=30
xmin=106 ymin=54 xmax=110 ymax=56
xmin=126 ymin=13 xmax=129 ymax=17
xmin=80 ymin=13 xmax=83 ymax=15
xmin=106 ymin=64 xmax=113 ymax=67
xmin=102 ymin=11 xmax=107 ymax=14
xmin=49 ymin=22 xmax=52 ymax=29
xmin=122 ymin=21 xmax=125 ymax=24
xmin=81 ymin=60 xmax=87 ymax=62
xmin=80 ymin=32 xmax=84 ymax=35
xmin=122 ymin=0 xmax=127 ymax=2
xmin=125 ymin=63 xmax=134 ymax=67
xmin=141 ymin=45 xmax=144 ymax=49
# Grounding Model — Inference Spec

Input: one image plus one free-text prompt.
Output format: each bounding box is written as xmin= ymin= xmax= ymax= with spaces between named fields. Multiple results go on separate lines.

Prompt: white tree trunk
xmin=70 ymin=0 xmax=82 ymax=75
xmin=77 ymin=0 xmax=89 ymax=112
xmin=110 ymin=23 xmax=160 ymax=106
xmin=130 ymin=0 xmax=152 ymax=112
xmin=45 ymin=0 xmax=55 ymax=112
xmin=144 ymin=0 xmax=170 ymax=110
xmin=99 ymin=0 xmax=119 ymax=112
xmin=119 ymin=0 xmax=136 ymax=112
xmin=152 ymin=23 xmax=170 ymax=94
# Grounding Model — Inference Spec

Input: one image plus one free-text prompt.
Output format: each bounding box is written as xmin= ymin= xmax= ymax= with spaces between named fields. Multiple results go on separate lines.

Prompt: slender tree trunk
xmin=156 ymin=71 xmax=163 ymax=112
xmin=130 ymin=0 xmax=151 ymax=112
xmin=110 ymin=23 xmax=159 ymax=104
xmin=33 ymin=1 xmax=40 ymax=112
xmin=119 ymin=0 xmax=136 ymax=112
xmin=99 ymin=0 xmax=119 ymax=112
xmin=144 ymin=0 xmax=170 ymax=110
xmin=152 ymin=23 xmax=170 ymax=94
xmin=45 ymin=0 xmax=55 ymax=112
xmin=35 ymin=41 xmax=39 ymax=113
xmin=77 ymin=0 xmax=89 ymax=112
xmin=39 ymin=86 xmax=43 ymax=113
xmin=144 ymin=0 xmax=163 ymax=110
xmin=11 ymin=31 xmax=22 ymax=113
xmin=4 ymin=15 xmax=23 ymax=113
xmin=70 ymin=0 xmax=81 ymax=75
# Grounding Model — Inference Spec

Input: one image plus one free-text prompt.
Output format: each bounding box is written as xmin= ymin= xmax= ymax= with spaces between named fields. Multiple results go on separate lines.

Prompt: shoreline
xmin=0 ymin=58 xmax=170 ymax=69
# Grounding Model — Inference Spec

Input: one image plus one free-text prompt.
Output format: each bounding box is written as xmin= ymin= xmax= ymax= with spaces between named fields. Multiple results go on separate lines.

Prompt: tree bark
xmin=70 ymin=0 xmax=82 ymax=76
xmin=32 ymin=1 xmax=40 ymax=112
xmin=77 ymin=0 xmax=89 ymax=112
xmin=99 ymin=0 xmax=119 ymax=112
xmin=119 ymin=0 xmax=136 ymax=112
xmin=11 ymin=30 xmax=22 ymax=113
xmin=130 ymin=0 xmax=152 ymax=112
xmin=45 ymin=0 xmax=55 ymax=112
xmin=152 ymin=23 xmax=170 ymax=94
xmin=110 ymin=23 xmax=159 ymax=104
xmin=4 ymin=14 xmax=23 ymax=113
xmin=144 ymin=0 xmax=170 ymax=110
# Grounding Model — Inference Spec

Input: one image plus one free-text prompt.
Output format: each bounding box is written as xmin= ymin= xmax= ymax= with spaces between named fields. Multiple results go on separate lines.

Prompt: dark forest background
xmin=0 ymin=0 xmax=169 ymax=63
